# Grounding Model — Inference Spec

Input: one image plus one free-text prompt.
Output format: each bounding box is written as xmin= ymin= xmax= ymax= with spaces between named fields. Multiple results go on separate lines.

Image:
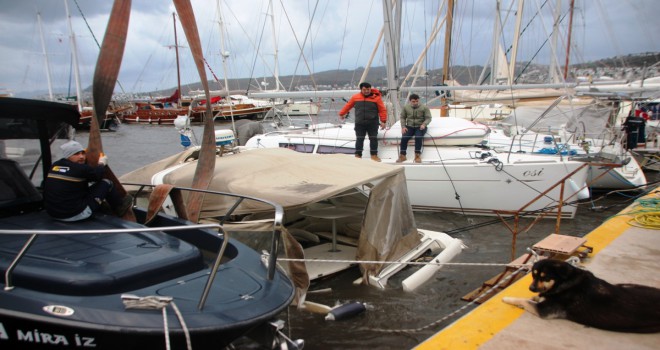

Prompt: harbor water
xmin=77 ymin=113 xmax=659 ymax=349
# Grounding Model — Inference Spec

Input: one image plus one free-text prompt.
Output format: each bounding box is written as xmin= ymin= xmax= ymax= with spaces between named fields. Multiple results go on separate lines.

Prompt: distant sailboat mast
xmin=64 ymin=0 xmax=83 ymax=111
xmin=563 ymin=0 xmax=575 ymax=80
xmin=440 ymin=0 xmax=454 ymax=116
xmin=172 ymin=12 xmax=182 ymax=107
xmin=216 ymin=0 xmax=237 ymax=133
xmin=37 ymin=12 xmax=54 ymax=101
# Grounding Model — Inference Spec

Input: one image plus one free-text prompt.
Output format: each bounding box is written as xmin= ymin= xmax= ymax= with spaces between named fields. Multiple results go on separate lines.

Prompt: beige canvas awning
xmin=120 ymin=147 xmax=421 ymax=285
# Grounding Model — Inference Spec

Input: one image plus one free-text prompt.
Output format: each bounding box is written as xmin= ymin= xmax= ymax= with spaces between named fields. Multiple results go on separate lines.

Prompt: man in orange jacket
xmin=338 ymin=82 xmax=387 ymax=161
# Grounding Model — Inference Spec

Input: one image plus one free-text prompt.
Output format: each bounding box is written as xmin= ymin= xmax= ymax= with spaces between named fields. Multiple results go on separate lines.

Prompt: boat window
xmin=317 ymin=145 xmax=355 ymax=155
xmin=278 ymin=143 xmax=314 ymax=153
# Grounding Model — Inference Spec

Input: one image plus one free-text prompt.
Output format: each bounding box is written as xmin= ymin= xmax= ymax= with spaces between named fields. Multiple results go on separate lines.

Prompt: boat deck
xmin=415 ymin=188 xmax=660 ymax=350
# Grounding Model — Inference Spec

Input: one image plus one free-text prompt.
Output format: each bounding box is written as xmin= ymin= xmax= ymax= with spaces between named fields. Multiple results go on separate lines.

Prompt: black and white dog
xmin=502 ymin=259 xmax=660 ymax=333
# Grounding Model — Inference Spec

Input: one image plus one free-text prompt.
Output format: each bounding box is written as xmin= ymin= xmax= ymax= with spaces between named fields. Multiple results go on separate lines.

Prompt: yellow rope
xmin=626 ymin=197 xmax=660 ymax=229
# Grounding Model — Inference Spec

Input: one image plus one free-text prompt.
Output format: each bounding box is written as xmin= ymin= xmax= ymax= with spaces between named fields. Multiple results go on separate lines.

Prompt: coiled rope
xmin=625 ymin=197 xmax=660 ymax=229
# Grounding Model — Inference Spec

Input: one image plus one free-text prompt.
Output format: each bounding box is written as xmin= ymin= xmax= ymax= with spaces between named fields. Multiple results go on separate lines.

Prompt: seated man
xmin=44 ymin=140 xmax=132 ymax=221
xmin=397 ymin=94 xmax=432 ymax=163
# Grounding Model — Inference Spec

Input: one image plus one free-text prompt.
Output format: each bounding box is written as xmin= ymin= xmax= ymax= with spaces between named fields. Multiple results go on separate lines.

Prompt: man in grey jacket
xmin=397 ymin=94 xmax=432 ymax=163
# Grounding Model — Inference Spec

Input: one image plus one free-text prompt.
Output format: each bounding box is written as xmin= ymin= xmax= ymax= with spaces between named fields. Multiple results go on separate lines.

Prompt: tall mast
xmin=508 ymin=0 xmax=524 ymax=85
xmin=381 ymin=0 xmax=401 ymax=125
xmin=441 ymin=0 xmax=454 ymax=116
xmin=64 ymin=0 xmax=83 ymax=111
xmin=217 ymin=0 xmax=237 ymax=135
xmin=549 ymin=0 xmax=562 ymax=83
xmin=173 ymin=12 xmax=182 ymax=106
xmin=37 ymin=12 xmax=54 ymax=101
xmin=268 ymin=0 xmax=283 ymax=91
xmin=563 ymin=0 xmax=575 ymax=80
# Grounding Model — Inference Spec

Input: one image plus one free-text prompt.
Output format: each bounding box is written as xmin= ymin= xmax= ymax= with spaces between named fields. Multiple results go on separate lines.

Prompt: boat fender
xmin=325 ymin=302 xmax=366 ymax=321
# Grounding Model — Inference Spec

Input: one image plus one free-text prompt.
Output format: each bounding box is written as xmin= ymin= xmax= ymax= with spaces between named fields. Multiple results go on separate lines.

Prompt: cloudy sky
xmin=1 ymin=0 xmax=657 ymax=97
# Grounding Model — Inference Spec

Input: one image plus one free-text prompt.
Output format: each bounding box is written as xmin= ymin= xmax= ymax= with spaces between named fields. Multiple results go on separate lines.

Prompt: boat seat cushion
xmin=0 ymin=212 xmax=205 ymax=295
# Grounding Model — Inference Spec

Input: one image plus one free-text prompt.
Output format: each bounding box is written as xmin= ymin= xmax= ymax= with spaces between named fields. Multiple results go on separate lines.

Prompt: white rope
xmin=162 ymin=307 xmax=171 ymax=350
xmin=170 ymin=301 xmax=193 ymax=350
xmin=361 ymin=264 xmax=531 ymax=334
xmin=269 ymin=254 xmax=524 ymax=268
xmin=121 ymin=295 xmax=192 ymax=350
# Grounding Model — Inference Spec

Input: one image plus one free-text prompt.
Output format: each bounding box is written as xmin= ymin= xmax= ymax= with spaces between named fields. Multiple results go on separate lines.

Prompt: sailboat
xmin=246 ymin=0 xmax=591 ymax=219
xmin=122 ymin=13 xmax=203 ymax=125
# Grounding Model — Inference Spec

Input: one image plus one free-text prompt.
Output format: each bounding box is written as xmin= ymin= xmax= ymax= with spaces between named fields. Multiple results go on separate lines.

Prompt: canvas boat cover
xmin=120 ymin=147 xmax=422 ymax=281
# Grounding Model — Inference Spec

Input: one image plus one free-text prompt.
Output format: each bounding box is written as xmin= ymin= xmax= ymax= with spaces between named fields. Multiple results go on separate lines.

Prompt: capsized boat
xmin=244 ymin=117 xmax=591 ymax=219
xmin=0 ymin=97 xmax=299 ymax=349
xmin=120 ymin=146 xmax=464 ymax=293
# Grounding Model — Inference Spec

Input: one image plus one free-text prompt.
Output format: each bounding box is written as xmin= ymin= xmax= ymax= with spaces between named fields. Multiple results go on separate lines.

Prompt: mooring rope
xmin=122 ymin=295 xmax=192 ymax=350
xmin=272 ymin=255 xmax=525 ymax=269
xmin=360 ymin=264 xmax=531 ymax=334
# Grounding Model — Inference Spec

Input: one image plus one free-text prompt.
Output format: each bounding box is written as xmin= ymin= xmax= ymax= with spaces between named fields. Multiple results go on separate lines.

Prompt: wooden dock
xmin=415 ymin=189 xmax=660 ymax=350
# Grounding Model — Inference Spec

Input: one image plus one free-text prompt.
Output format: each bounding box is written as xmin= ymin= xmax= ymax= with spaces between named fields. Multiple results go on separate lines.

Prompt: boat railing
xmin=124 ymin=182 xmax=284 ymax=282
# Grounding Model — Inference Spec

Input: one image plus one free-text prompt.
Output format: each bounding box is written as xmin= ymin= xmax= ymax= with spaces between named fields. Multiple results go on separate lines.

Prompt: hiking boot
xmin=396 ymin=154 xmax=407 ymax=163
xmin=114 ymin=194 xmax=134 ymax=216
xmin=371 ymin=155 xmax=381 ymax=162
xmin=414 ymin=153 xmax=422 ymax=163
xmin=355 ymin=154 xmax=362 ymax=159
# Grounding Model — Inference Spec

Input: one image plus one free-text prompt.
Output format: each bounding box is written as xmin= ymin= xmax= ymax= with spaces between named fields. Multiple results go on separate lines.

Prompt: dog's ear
xmin=555 ymin=261 xmax=574 ymax=279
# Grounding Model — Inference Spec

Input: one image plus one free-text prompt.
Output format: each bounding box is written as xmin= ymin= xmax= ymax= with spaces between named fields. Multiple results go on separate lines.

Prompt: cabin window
xmin=317 ymin=146 xmax=355 ymax=155
xmin=279 ymin=143 xmax=314 ymax=153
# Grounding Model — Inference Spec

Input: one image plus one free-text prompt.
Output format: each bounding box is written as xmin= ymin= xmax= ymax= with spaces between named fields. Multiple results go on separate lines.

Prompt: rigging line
xmin=334 ymin=3 xmax=351 ymax=85
xmin=278 ymin=0 xmax=319 ymax=91
xmin=222 ymin=4 xmax=279 ymax=91
xmin=594 ymin=0 xmax=625 ymax=67
xmin=72 ymin=0 xmax=126 ymax=94
xmin=428 ymin=137 xmax=469 ymax=218
xmin=203 ymin=58 xmax=221 ymax=83
xmin=246 ymin=1 xmax=270 ymax=93
xmin=443 ymin=199 xmax=584 ymax=235
xmin=480 ymin=0 xmax=550 ymax=85
xmin=350 ymin=0 xmax=377 ymax=86
xmin=514 ymin=10 xmax=569 ymax=84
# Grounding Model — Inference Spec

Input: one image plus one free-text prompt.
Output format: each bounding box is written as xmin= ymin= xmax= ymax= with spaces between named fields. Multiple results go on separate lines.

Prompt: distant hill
xmin=572 ymin=52 xmax=660 ymax=69
xmin=92 ymin=51 xmax=660 ymax=99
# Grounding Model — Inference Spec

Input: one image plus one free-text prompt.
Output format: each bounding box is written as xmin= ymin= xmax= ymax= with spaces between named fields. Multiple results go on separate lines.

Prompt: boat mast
xmin=173 ymin=12 xmax=182 ymax=107
xmin=508 ymin=0 xmax=524 ymax=85
xmin=37 ymin=12 xmax=54 ymax=101
xmin=440 ymin=0 xmax=454 ymax=116
xmin=216 ymin=0 xmax=237 ymax=135
xmin=563 ymin=0 xmax=575 ymax=80
xmin=64 ymin=0 xmax=83 ymax=111
xmin=549 ymin=0 xmax=562 ymax=83
xmin=381 ymin=0 xmax=401 ymax=125
xmin=268 ymin=0 xmax=283 ymax=91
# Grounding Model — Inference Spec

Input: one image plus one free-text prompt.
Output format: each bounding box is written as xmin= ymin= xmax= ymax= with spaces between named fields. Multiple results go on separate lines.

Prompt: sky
xmin=1 ymin=0 xmax=658 ymax=97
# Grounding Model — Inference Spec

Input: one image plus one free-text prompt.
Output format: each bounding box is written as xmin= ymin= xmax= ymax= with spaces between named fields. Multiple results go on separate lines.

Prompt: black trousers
xmin=354 ymin=122 xmax=379 ymax=156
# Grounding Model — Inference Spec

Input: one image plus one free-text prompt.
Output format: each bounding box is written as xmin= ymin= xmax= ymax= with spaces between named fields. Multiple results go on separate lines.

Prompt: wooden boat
xmin=0 ymin=97 xmax=300 ymax=349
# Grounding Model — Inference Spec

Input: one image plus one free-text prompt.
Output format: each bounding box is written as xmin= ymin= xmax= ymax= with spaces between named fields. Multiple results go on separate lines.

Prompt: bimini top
xmin=121 ymin=147 xmax=404 ymax=215
xmin=0 ymin=97 xmax=80 ymax=140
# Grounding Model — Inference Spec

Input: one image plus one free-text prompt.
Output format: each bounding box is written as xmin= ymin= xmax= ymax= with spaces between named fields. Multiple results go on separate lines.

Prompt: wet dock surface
xmin=417 ymin=190 xmax=660 ymax=350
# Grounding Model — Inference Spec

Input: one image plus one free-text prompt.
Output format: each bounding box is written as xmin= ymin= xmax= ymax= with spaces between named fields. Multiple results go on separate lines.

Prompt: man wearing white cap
xmin=43 ymin=140 xmax=132 ymax=221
